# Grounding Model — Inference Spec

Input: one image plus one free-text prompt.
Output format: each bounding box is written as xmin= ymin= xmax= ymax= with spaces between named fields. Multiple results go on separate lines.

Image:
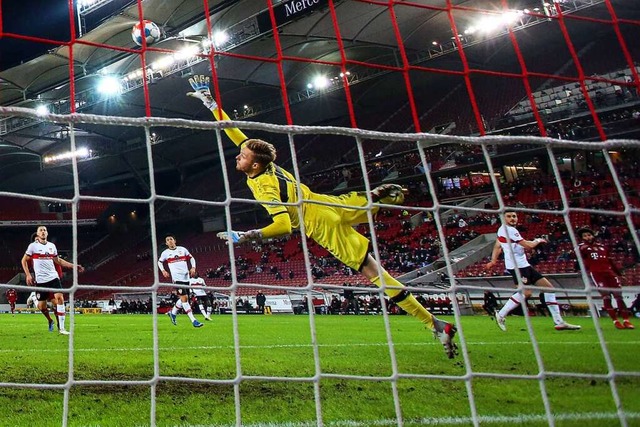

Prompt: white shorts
xmin=192 ymin=288 xmax=207 ymax=297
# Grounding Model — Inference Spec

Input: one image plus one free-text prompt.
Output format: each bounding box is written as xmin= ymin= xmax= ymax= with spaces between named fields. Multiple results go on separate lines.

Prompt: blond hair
xmin=243 ymin=139 xmax=277 ymax=166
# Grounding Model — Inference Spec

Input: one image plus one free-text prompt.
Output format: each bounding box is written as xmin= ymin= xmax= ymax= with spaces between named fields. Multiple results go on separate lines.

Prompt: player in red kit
xmin=577 ymin=227 xmax=634 ymax=330
xmin=6 ymin=288 xmax=17 ymax=315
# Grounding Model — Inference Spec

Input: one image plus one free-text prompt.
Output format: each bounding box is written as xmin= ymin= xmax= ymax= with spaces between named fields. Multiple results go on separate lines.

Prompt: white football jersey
xmin=25 ymin=241 xmax=59 ymax=283
xmin=497 ymin=224 xmax=529 ymax=269
xmin=189 ymin=277 xmax=207 ymax=297
xmin=158 ymin=246 xmax=195 ymax=282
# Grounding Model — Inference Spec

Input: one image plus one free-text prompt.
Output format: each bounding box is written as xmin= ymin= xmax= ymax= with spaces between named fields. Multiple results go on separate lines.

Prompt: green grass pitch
xmin=0 ymin=313 xmax=638 ymax=426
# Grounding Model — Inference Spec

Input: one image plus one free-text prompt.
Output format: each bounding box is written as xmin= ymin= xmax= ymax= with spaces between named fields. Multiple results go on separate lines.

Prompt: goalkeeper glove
xmin=217 ymin=229 xmax=262 ymax=245
xmin=186 ymin=75 xmax=217 ymax=110
xmin=371 ymin=183 xmax=406 ymax=205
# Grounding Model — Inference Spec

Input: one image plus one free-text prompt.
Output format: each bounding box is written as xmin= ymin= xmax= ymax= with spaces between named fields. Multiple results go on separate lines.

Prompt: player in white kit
xmin=158 ymin=234 xmax=203 ymax=328
xmin=21 ymin=225 xmax=84 ymax=335
xmin=189 ymin=276 xmax=212 ymax=321
xmin=485 ymin=211 xmax=581 ymax=331
xmin=27 ymin=292 xmax=39 ymax=308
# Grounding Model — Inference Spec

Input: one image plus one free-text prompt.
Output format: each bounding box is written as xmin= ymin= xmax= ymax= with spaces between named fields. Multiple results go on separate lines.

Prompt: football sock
xmin=57 ymin=304 xmax=66 ymax=330
xmin=182 ymin=302 xmax=197 ymax=322
xmin=372 ymin=271 xmax=435 ymax=329
xmin=602 ymin=296 xmax=618 ymax=322
xmin=544 ymin=293 xmax=564 ymax=325
xmin=198 ymin=303 xmax=206 ymax=317
xmin=614 ymin=296 xmax=629 ymax=321
xmin=499 ymin=293 xmax=522 ymax=319
xmin=172 ymin=300 xmax=182 ymax=316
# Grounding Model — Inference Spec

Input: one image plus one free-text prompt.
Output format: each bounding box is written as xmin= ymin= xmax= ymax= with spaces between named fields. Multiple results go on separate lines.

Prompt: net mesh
xmin=0 ymin=0 xmax=639 ymax=426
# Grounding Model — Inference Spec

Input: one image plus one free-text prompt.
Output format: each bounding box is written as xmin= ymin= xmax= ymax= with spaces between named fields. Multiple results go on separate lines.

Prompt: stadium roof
xmin=0 ymin=0 xmax=637 ymax=194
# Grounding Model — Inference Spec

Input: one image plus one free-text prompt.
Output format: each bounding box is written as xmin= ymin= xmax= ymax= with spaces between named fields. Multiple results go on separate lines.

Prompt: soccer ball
xmin=131 ymin=20 xmax=161 ymax=46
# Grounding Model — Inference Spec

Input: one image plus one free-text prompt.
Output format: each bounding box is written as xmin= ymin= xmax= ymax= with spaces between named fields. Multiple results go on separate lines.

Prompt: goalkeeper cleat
xmin=614 ymin=320 xmax=625 ymax=330
xmin=59 ymin=329 xmax=70 ymax=336
xmin=48 ymin=320 xmax=54 ymax=332
xmin=192 ymin=320 xmax=204 ymax=328
xmin=623 ymin=320 xmax=634 ymax=329
xmin=167 ymin=311 xmax=177 ymax=326
xmin=554 ymin=322 xmax=581 ymax=331
xmin=433 ymin=322 xmax=458 ymax=359
xmin=371 ymin=184 xmax=405 ymax=205
xmin=495 ymin=310 xmax=507 ymax=332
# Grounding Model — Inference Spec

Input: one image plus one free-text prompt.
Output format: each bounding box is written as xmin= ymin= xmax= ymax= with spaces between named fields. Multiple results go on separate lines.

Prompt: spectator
xmin=256 ymin=291 xmax=266 ymax=314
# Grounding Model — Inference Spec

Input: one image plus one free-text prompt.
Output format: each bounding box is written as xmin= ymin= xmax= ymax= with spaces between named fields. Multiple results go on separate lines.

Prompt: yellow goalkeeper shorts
xmin=302 ymin=192 xmax=378 ymax=271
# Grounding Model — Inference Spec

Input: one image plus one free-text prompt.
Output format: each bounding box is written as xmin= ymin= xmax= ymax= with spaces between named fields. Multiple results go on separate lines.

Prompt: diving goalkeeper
xmin=187 ymin=75 xmax=458 ymax=358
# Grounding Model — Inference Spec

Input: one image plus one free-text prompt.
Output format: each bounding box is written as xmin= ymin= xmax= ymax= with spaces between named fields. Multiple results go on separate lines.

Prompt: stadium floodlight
xmin=35 ymin=105 xmax=49 ymax=116
xmin=501 ymin=10 xmax=523 ymax=25
xmin=97 ymin=76 xmax=121 ymax=96
xmin=469 ymin=9 xmax=525 ymax=35
xmin=174 ymin=45 xmax=200 ymax=60
xmin=213 ymin=31 xmax=229 ymax=48
xmin=43 ymin=147 xmax=91 ymax=164
xmin=477 ymin=15 xmax=503 ymax=33
xmin=311 ymin=75 xmax=330 ymax=90
xmin=152 ymin=56 xmax=175 ymax=71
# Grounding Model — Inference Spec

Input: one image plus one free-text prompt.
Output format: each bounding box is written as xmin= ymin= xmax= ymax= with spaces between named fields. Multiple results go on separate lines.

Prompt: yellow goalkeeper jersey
xmin=245 ymin=162 xmax=311 ymax=230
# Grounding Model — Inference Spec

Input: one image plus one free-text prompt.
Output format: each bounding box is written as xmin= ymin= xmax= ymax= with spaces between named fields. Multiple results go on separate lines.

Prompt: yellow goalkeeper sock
xmin=371 ymin=271 xmax=435 ymax=330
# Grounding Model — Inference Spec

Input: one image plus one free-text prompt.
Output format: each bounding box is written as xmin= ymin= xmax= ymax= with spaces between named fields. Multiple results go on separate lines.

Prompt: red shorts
xmin=589 ymin=271 xmax=621 ymax=289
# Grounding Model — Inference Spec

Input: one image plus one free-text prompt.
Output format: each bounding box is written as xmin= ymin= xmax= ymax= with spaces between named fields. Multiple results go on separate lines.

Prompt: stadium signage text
xmin=256 ymin=0 xmax=329 ymax=33
xmin=284 ymin=0 xmax=321 ymax=17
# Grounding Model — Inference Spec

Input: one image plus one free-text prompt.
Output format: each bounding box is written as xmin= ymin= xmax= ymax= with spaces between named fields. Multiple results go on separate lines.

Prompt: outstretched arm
xmin=186 ymin=75 xmax=248 ymax=146
xmin=54 ymin=256 xmax=84 ymax=273
xmin=217 ymin=186 xmax=293 ymax=245
xmin=217 ymin=213 xmax=292 ymax=245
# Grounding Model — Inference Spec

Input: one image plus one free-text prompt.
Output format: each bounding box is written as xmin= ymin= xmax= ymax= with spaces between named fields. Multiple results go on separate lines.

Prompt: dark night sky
xmin=0 ymin=0 xmax=71 ymax=70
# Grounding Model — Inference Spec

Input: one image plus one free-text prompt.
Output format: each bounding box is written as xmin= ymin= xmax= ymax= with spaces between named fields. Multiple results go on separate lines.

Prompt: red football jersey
xmin=6 ymin=289 xmax=17 ymax=303
xmin=578 ymin=242 xmax=616 ymax=273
